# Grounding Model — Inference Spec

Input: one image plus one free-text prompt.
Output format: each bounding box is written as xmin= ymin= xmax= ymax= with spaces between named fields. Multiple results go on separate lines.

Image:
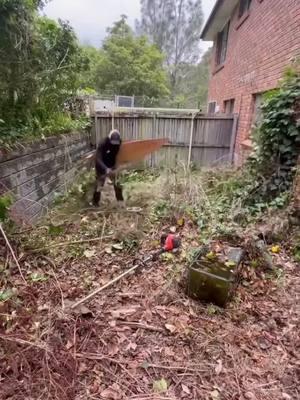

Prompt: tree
xmin=136 ymin=0 xmax=204 ymax=95
xmin=0 ymin=0 xmax=87 ymax=133
xmin=96 ymin=16 xmax=169 ymax=103
xmin=174 ymin=48 xmax=212 ymax=108
xmin=0 ymin=0 xmax=41 ymax=119
xmin=79 ymin=46 xmax=105 ymax=91
xmin=34 ymin=17 xmax=87 ymax=120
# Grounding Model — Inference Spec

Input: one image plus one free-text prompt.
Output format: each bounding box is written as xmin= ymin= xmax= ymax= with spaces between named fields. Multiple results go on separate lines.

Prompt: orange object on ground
xmin=116 ymin=138 xmax=169 ymax=167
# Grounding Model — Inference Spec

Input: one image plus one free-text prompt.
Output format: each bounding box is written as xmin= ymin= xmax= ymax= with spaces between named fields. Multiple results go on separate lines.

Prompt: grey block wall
xmin=0 ymin=132 xmax=93 ymax=224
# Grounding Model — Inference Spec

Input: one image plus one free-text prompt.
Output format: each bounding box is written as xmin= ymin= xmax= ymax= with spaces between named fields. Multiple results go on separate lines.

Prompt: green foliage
xmin=79 ymin=46 xmax=105 ymax=91
xmin=153 ymin=378 xmax=168 ymax=393
xmin=0 ymin=2 xmax=88 ymax=146
xmin=246 ymin=69 xmax=300 ymax=204
xmin=48 ymin=223 xmax=65 ymax=237
xmin=137 ymin=0 xmax=204 ymax=96
xmin=151 ymin=199 xmax=170 ymax=221
xmin=29 ymin=272 xmax=48 ymax=283
xmin=95 ymin=16 xmax=169 ymax=101
xmin=0 ymin=289 xmax=14 ymax=302
xmin=0 ymin=194 xmax=13 ymax=222
xmin=120 ymin=169 xmax=160 ymax=184
xmin=173 ymin=48 xmax=212 ymax=108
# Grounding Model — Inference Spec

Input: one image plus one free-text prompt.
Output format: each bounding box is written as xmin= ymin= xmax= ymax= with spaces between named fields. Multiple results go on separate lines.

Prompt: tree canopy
xmin=136 ymin=0 xmax=204 ymax=95
xmin=0 ymin=1 xmax=89 ymax=144
xmin=0 ymin=2 xmax=211 ymax=145
xmin=94 ymin=16 xmax=170 ymax=102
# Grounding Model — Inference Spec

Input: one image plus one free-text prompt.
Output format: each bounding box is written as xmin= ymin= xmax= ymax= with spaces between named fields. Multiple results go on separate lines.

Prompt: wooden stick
xmin=0 ymin=223 xmax=26 ymax=283
xmin=0 ymin=334 xmax=46 ymax=350
xmin=146 ymin=363 xmax=207 ymax=373
xmin=29 ymin=235 xmax=112 ymax=253
xmin=71 ymin=262 xmax=143 ymax=309
xmin=117 ymin=321 xmax=165 ymax=333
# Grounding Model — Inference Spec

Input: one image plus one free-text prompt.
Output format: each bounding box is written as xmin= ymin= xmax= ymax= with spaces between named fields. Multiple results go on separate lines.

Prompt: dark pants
xmin=92 ymin=173 xmax=124 ymax=206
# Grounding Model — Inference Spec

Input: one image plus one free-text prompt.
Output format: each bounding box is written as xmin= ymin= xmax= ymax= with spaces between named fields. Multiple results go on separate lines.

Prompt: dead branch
xmin=0 ymin=334 xmax=47 ymax=351
xmin=117 ymin=321 xmax=165 ymax=333
xmin=145 ymin=363 xmax=207 ymax=373
xmin=70 ymin=262 xmax=142 ymax=309
xmin=0 ymin=223 xmax=26 ymax=283
xmin=28 ymin=235 xmax=113 ymax=253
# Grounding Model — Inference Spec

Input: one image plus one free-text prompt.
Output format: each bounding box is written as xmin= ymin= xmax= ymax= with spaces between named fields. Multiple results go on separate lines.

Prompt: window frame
xmin=215 ymin=20 xmax=230 ymax=67
xmin=224 ymin=98 xmax=235 ymax=114
xmin=208 ymin=101 xmax=217 ymax=114
xmin=238 ymin=0 xmax=252 ymax=18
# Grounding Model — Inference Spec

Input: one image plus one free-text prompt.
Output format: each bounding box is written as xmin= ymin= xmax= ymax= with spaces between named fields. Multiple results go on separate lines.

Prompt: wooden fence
xmin=93 ymin=108 xmax=238 ymax=168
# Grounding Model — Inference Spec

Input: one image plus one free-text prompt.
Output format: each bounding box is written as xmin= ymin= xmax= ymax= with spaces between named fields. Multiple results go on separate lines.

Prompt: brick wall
xmin=208 ymin=0 xmax=300 ymax=163
xmin=0 ymin=132 xmax=93 ymax=224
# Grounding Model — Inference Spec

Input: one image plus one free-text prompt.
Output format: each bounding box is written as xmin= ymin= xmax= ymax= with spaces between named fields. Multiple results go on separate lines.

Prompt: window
xmin=238 ymin=0 xmax=252 ymax=18
xmin=224 ymin=99 xmax=235 ymax=114
xmin=216 ymin=21 xmax=230 ymax=66
xmin=208 ymin=101 xmax=216 ymax=114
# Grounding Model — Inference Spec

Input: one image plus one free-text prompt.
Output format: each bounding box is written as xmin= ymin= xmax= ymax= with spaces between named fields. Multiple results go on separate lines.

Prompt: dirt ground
xmin=0 ymin=171 xmax=299 ymax=400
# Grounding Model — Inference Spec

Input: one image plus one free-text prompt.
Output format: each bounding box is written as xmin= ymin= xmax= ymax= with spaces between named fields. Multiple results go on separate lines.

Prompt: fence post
xmin=151 ymin=113 xmax=156 ymax=168
xmin=95 ymin=115 xmax=99 ymax=145
xmin=229 ymin=114 xmax=239 ymax=164
xmin=187 ymin=113 xmax=196 ymax=168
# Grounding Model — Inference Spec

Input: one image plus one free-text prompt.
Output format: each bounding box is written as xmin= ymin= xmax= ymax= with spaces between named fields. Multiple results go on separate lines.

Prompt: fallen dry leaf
xmin=125 ymin=342 xmax=137 ymax=351
xmin=111 ymin=306 xmax=139 ymax=318
xmin=210 ymin=389 xmax=220 ymax=400
xmin=244 ymin=392 xmax=256 ymax=400
xmin=108 ymin=343 xmax=119 ymax=356
xmin=100 ymin=384 xmax=121 ymax=400
xmin=165 ymin=323 xmax=176 ymax=333
xmin=105 ymin=247 xmax=113 ymax=254
xmin=181 ymin=384 xmax=190 ymax=394
xmin=83 ymin=249 xmax=96 ymax=258
xmin=215 ymin=359 xmax=222 ymax=375
xmin=65 ymin=340 xmax=73 ymax=350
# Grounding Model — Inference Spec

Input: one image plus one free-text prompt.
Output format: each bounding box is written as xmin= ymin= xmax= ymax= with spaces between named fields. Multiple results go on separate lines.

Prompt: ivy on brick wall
xmin=245 ymin=64 xmax=300 ymax=205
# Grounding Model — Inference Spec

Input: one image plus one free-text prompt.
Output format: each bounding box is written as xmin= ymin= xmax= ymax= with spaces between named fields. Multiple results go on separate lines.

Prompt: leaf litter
xmin=0 ymin=170 xmax=299 ymax=400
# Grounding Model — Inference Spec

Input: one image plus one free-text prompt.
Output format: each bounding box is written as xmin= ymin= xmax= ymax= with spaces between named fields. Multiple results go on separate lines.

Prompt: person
xmin=92 ymin=129 xmax=124 ymax=207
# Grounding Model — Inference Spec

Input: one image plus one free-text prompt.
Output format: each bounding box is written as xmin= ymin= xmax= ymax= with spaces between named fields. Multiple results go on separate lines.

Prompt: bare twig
xmin=0 ymin=334 xmax=47 ymax=351
xmin=29 ymin=235 xmax=113 ymax=253
xmin=0 ymin=223 xmax=26 ymax=283
xmin=117 ymin=321 xmax=165 ymax=333
xmin=76 ymin=353 xmax=139 ymax=393
xmin=70 ymin=262 xmax=144 ymax=309
xmin=248 ymin=380 xmax=278 ymax=389
xmin=39 ymin=255 xmax=65 ymax=309
xmin=145 ymin=363 xmax=207 ymax=373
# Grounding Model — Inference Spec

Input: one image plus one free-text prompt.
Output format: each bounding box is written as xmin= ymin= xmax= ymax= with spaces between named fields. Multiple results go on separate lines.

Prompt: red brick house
xmin=201 ymin=0 xmax=300 ymax=162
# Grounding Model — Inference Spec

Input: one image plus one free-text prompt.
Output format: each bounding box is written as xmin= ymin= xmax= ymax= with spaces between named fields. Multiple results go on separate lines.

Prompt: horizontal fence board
xmin=94 ymin=111 xmax=236 ymax=168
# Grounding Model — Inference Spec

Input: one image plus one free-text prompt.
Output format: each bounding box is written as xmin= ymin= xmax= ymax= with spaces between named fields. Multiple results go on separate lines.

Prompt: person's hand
xmin=106 ymin=168 xmax=112 ymax=176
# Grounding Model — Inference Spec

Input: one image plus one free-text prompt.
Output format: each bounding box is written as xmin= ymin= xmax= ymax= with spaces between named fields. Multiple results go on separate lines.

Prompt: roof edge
xmin=200 ymin=0 xmax=224 ymax=41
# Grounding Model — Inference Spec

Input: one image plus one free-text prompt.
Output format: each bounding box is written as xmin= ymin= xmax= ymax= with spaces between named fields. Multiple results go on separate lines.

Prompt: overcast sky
xmin=43 ymin=0 xmax=215 ymax=52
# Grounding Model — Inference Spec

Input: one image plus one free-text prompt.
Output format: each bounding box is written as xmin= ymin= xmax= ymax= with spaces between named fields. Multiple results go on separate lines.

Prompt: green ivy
xmin=0 ymin=194 xmax=13 ymax=222
xmin=245 ymin=67 xmax=300 ymax=204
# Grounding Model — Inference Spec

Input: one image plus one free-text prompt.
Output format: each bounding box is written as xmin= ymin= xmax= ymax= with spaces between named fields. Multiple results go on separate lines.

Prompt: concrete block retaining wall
xmin=0 ymin=132 xmax=93 ymax=224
